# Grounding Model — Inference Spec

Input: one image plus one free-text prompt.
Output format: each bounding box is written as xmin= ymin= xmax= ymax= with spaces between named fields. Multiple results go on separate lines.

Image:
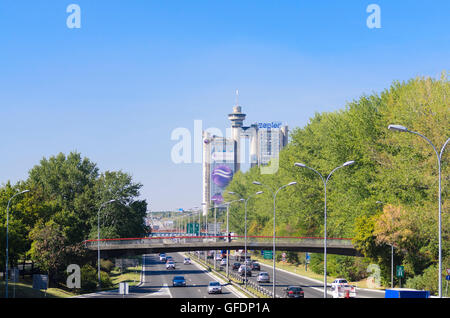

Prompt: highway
xmin=75 ymin=251 xmax=385 ymax=298
xmin=205 ymin=253 xmax=385 ymax=298
xmin=141 ymin=253 xmax=242 ymax=298
xmin=252 ymin=261 xmax=384 ymax=298
xmin=75 ymin=253 xmax=243 ymax=298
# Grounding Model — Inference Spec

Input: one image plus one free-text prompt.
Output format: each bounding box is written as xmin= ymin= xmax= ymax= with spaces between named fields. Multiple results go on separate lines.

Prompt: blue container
xmin=385 ymin=289 xmax=430 ymax=298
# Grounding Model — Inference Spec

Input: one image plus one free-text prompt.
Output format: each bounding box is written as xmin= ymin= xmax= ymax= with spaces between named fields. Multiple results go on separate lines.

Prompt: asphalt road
xmin=76 ymin=253 xmax=242 ymax=298
xmin=210 ymin=254 xmax=385 ymax=298
xmin=141 ymin=253 xmax=241 ymax=298
xmin=75 ymin=252 xmax=384 ymax=299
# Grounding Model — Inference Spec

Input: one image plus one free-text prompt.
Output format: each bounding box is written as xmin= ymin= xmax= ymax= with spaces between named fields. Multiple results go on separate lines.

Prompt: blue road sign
xmin=446 ymin=275 xmax=450 ymax=281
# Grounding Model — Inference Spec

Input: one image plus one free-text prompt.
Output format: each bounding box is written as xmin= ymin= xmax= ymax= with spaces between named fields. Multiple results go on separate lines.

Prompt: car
xmin=285 ymin=286 xmax=304 ymax=298
xmin=220 ymin=259 xmax=227 ymax=266
xmin=257 ymin=272 xmax=270 ymax=283
xmin=159 ymin=253 xmax=166 ymax=262
xmin=183 ymin=257 xmax=191 ymax=265
xmin=165 ymin=256 xmax=174 ymax=263
xmin=238 ymin=265 xmax=252 ymax=277
xmin=166 ymin=261 xmax=176 ymax=269
xmin=207 ymin=281 xmax=222 ymax=294
xmin=172 ymin=276 xmax=186 ymax=287
xmin=232 ymin=262 xmax=241 ymax=270
xmin=330 ymin=278 xmax=349 ymax=290
xmin=215 ymin=254 xmax=222 ymax=261
xmin=251 ymin=262 xmax=261 ymax=271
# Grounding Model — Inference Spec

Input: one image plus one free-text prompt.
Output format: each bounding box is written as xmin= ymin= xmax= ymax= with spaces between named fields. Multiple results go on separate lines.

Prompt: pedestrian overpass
xmin=83 ymin=235 xmax=362 ymax=258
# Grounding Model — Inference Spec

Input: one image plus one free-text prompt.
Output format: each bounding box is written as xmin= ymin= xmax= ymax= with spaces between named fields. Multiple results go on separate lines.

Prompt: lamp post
xmin=294 ymin=160 xmax=354 ymax=298
xmin=98 ymin=199 xmax=116 ymax=288
xmin=229 ymin=191 xmax=263 ymax=286
xmin=221 ymin=199 xmax=244 ymax=279
xmin=388 ymin=124 xmax=449 ymax=297
xmin=202 ymin=204 xmax=217 ymax=263
xmin=253 ymin=181 xmax=297 ymax=298
xmin=5 ymin=189 xmax=30 ymax=299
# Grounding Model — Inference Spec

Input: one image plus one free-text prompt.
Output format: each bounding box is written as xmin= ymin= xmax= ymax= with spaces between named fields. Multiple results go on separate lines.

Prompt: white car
xmin=166 ymin=261 xmax=176 ymax=270
xmin=220 ymin=259 xmax=227 ymax=266
xmin=159 ymin=253 xmax=166 ymax=262
xmin=215 ymin=254 xmax=222 ymax=261
xmin=183 ymin=257 xmax=191 ymax=265
xmin=330 ymin=278 xmax=349 ymax=290
xmin=207 ymin=281 xmax=222 ymax=294
xmin=257 ymin=272 xmax=270 ymax=283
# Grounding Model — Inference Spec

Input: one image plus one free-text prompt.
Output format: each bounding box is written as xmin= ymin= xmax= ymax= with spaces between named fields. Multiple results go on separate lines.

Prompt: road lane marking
xmin=179 ymin=252 xmax=246 ymax=298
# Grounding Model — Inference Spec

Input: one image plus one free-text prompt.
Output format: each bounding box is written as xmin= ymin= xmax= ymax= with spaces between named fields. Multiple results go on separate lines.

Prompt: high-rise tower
xmin=228 ymin=102 xmax=246 ymax=171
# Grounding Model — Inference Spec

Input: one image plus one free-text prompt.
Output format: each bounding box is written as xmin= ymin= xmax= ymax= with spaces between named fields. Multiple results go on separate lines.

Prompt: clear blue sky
xmin=0 ymin=0 xmax=449 ymax=210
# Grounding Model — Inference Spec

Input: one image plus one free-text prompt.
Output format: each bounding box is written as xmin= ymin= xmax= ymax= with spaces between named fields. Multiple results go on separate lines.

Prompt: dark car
xmin=172 ymin=276 xmax=186 ymax=287
xmin=251 ymin=262 xmax=260 ymax=271
xmin=285 ymin=286 xmax=304 ymax=298
xmin=239 ymin=265 xmax=252 ymax=277
xmin=232 ymin=262 xmax=241 ymax=270
xmin=165 ymin=256 xmax=173 ymax=263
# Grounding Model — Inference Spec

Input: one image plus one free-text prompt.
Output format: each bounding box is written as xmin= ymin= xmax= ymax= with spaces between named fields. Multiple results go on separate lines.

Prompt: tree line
xmin=0 ymin=152 xmax=149 ymax=289
xmin=223 ymin=72 xmax=449 ymax=293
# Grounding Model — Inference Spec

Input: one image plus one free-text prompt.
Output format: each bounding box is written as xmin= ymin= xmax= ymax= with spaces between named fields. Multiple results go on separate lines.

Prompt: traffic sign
xmin=396 ymin=265 xmax=405 ymax=278
xmin=263 ymin=250 xmax=273 ymax=259
xmin=187 ymin=223 xmax=199 ymax=235
xmin=446 ymin=275 xmax=450 ymax=281
xmin=446 ymin=268 xmax=450 ymax=275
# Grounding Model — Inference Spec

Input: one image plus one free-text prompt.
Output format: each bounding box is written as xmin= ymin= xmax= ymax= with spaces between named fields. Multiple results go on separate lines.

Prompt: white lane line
xmin=138 ymin=283 xmax=173 ymax=298
xmin=258 ymin=262 xmax=333 ymax=296
xmin=258 ymin=262 xmax=384 ymax=297
xmin=179 ymin=252 xmax=247 ymax=298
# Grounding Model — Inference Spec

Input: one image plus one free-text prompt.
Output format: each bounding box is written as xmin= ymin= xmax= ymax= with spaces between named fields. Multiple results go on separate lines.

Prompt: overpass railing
xmin=83 ymin=235 xmax=353 ymax=248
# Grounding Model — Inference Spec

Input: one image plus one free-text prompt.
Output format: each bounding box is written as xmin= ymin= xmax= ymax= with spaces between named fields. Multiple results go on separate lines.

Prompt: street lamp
xmin=217 ymin=198 xmax=244 ymax=279
xmin=294 ymin=160 xmax=354 ymax=298
xmin=388 ymin=124 xmax=449 ymax=297
xmin=229 ymin=191 xmax=263 ymax=286
xmin=5 ymin=189 xmax=30 ymax=299
xmin=97 ymin=199 xmax=117 ymax=288
xmin=252 ymin=181 xmax=297 ymax=298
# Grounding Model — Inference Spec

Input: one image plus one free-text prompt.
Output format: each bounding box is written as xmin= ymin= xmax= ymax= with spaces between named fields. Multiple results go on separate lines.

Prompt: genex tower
xmin=227 ymin=104 xmax=246 ymax=172
xmin=202 ymin=93 xmax=288 ymax=220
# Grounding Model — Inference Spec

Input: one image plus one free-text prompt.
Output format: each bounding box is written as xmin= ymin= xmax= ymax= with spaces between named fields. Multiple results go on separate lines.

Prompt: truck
xmin=384 ymin=288 xmax=430 ymax=298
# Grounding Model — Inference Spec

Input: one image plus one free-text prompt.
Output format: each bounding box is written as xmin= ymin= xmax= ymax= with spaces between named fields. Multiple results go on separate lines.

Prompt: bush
xmin=80 ymin=264 xmax=113 ymax=292
xmin=309 ymin=254 xmax=324 ymax=275
xmin=405 ymin=265 xmax=438 ymax=295
xmin=100 ymin=270 xmax=113 ymax=289
xmin=100 ymin=259 xmax=115 ymax=273
xmin=80 ymin=264 xmax=97 ymax=292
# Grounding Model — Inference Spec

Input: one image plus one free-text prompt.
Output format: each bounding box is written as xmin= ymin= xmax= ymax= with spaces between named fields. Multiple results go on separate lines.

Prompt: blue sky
xmin=0 ymin=0 xmax=449 ymax=210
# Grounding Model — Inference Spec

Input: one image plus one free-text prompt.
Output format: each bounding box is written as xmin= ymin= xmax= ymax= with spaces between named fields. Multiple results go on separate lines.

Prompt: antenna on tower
xmin=235 ymin=89 xmax=239 ymax=106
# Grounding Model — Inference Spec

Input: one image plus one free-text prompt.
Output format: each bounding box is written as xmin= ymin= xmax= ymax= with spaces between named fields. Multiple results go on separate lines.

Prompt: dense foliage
xmin=223 ymin=73 xmax=449 ymax=292
xmin=0 ymin=152 xmax=149 ymax=287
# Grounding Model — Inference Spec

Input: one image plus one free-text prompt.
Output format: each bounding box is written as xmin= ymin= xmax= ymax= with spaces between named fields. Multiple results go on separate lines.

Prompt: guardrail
xmin=190 ymin=251 xmax=275 ymax=298
xmin=83 ymin=235 xmax=353 ymax=248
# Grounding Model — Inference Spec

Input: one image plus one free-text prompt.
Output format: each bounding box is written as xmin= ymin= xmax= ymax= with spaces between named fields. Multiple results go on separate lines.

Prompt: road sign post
xmin=396 ymin=265 xmax=405 ymax=288
xmin=263 ymin=250 xmax=273 ymax=259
